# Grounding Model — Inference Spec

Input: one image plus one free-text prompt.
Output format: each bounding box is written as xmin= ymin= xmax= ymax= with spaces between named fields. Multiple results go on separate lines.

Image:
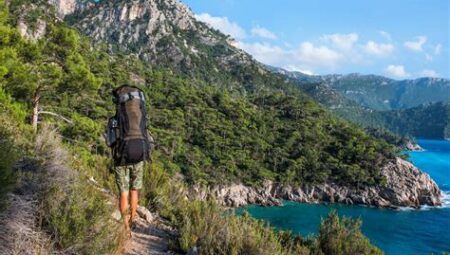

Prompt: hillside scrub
xmin=318 ymin=211 xmax=382 ymax=255
xmin=0 ymin=124 xmax=124 ymax=254
xmin=35 ymin=126 xmax=123 ymax=254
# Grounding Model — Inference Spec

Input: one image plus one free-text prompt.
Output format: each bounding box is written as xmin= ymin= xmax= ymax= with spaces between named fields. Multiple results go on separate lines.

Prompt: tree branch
xmin=38 ymin=111 xmax=74 ymax=125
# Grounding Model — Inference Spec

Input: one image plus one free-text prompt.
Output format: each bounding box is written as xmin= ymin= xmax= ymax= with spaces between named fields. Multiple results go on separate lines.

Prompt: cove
xmin=237 ymin=139 xmax=450 ymax=255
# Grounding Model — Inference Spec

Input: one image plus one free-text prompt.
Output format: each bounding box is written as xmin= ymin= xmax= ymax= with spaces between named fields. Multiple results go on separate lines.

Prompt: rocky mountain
xmin=274 ymin=67 xmax=450 ymax=111
xmin=62 ymin=0 xmax=253 ymax=76
xmin=49 ymin=0 xmax=93 ymax=18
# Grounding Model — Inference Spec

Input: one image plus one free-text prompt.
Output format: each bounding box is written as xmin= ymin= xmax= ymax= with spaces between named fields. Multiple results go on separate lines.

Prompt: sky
xmin=181 ymin=0 xmax=449 ymax=79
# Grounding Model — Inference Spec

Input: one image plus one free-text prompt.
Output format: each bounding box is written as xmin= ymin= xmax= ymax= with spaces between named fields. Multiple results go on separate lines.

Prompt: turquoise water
xmin=238 ymin=139 xmax=450 ymax=255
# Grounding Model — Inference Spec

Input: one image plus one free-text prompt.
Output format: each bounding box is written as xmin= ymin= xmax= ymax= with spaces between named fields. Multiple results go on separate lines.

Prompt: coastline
xmin=404 ymin=141 xmax=424 ymax=152
xmin=189 ymin=157 xmax=442 ymax=209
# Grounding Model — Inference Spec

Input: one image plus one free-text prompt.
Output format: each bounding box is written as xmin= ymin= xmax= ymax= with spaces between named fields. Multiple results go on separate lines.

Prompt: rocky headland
xmin=190 ymin=157 xmax=442 ymax=209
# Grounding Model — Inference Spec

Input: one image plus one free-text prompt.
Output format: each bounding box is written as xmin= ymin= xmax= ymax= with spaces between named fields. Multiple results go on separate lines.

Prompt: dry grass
xmin=34 ymin=126 xmax=123 ymax=254
xmin=0 ymin=193 xmax=52 ymax=255
xmin=34 ymin=126 xmax=77 ymax=193
xmin=0 ymin=126 xmax=123 ymax=255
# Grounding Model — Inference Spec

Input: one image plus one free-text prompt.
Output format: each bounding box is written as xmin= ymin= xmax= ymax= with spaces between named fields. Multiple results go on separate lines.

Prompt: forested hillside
xmin=381 ymin=102 xmax=450 ymax=139
xmin=1 ymin=0 xmax=401 ymax=188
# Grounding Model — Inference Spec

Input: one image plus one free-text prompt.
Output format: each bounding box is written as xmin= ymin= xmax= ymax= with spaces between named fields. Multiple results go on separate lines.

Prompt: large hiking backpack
xmin=106 ymin=85 xmax=154 ymax=165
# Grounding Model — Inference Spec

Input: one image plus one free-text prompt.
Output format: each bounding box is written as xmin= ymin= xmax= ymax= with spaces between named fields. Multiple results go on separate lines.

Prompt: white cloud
xmin=420 ymin=69 xmax=439 ymax=77
xmin=321 ymin=33 xmax=359 ymax=51
xmin=284 ymin=65 xmax=315 ymax=75
xmin=294 ymin=42 xmax=342 ymax=67
xmin=404 ymin=36 xmax=427 ymax=52
xmin=384 ymin=65 xmax=410 ymax=78
xmin=193 ymin=13 xmax=442 ymax=77
xmin=364 ymin=41 xmax=394 ymax=56
xmin=238 ymin=42 xmax=286 ymax=64
xmin=434 ymin=44 xmax=442 ymax=55
xmin=379 ymin=30 xmax=392 ymax=41
xmin=195 ymin=13 xmax=247 ymax=39
xmin=251 ymin=26 xmax=277 ymax=40
xmin=239 ymin=41 xmax=342 ymax=74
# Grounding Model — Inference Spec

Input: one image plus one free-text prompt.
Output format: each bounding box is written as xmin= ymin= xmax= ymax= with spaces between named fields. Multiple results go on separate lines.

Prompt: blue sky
xmin=182 ymin=0 xmax=449 ymax=79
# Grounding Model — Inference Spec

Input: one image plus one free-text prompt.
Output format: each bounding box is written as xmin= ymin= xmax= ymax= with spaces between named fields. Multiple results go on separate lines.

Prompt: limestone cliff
xmin=48 ymin=0 xmax=93 ymax=18
xmin=190 ymin=158 xmax=442 ymax=209
xmin=55 ymin=0 xmax=252 ymax=71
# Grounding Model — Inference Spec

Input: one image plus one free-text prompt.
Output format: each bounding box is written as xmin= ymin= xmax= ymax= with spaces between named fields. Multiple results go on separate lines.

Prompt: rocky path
xmin=121 ymin=207 xmax=175 ymax=255
xmin=90 ymin=175 xmax=176 ymax=255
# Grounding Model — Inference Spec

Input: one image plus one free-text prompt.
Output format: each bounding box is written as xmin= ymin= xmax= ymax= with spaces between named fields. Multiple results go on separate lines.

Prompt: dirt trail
xmin=90 ymin=176 xmax=175 ymax=255
xmin=122 ymin=212 xmax=174 ymax=255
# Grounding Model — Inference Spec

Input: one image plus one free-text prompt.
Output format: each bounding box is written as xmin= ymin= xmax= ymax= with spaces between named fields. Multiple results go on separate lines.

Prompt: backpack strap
xmin=118 ymin=91 xmax=145 ymax=103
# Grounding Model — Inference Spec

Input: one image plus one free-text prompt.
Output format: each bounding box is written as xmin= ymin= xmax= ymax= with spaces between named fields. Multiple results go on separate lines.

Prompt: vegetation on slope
xmin=0 ymin=93 xmax=122 ymax=254
xmin=381 ymin=102 xmax=450 ymax=139
xmin=146 ymin=74 xmax=396 ymax=187
xmin=2 ymin=0 xmax=397 ymax=189
xmin=0 ymin=88 xmax=30 ymax=209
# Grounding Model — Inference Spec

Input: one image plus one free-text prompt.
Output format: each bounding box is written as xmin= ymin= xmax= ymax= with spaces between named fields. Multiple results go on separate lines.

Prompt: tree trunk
xmin=32 ymin=91 xmax=40 ymax=132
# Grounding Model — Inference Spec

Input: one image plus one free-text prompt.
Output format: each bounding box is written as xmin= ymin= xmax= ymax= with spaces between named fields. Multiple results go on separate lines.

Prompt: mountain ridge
xmin=270 ymin=66 xmax=450 ymax=139
xmin=272 ymin=66 xmax=450 ymax=110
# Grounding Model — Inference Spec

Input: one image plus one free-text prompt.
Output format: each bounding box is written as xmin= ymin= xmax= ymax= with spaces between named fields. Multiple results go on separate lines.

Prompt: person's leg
xmin=129 ymin=162 xmax=144 ymax=225
xmin=120 ymin=191 xmax=129 ymax=228
xmin=114 ymin=165 xmax=131 ymax=230
xmin=130 ymin=189 xmax=138 ymax=222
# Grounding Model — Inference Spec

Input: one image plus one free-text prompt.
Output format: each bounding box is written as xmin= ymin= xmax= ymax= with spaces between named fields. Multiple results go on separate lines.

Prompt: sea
xmin=237 ymin=139 xmax=450 ymax=255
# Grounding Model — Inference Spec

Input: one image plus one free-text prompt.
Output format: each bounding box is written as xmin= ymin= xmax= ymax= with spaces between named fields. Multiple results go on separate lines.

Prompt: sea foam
xmin=441 ymin=191 xmax=450 ymax=208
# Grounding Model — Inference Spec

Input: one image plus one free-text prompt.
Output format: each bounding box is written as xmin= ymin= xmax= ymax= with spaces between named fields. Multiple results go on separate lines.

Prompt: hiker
xmin=105 ymin=85 xmax=154 ymax=235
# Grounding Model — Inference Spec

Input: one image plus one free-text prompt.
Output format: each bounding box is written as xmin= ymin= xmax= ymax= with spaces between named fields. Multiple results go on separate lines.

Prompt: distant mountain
xmin=271 ymin=67 xmax=450 ymax=139
xmin=273 ymin=67 xmax=450 ymax=111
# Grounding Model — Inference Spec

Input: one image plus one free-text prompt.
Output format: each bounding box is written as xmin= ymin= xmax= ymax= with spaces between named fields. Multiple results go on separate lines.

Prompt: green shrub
xmin=0 ymin=126 xmax=18 ymax=210
xmin=62 ymin=112 xmax=102 ymax=143
xmin=0 ymin=88 xmax=30 ymax=210
xmin=317 ymin=211 xmax=382 ymax=255
xmin=176 ymin=202 xmax=295 ymax=255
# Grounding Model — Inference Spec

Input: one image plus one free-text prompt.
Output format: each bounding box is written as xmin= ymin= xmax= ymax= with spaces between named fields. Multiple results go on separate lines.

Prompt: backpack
xmin=106 ymin=85 xmax=154 ymax=166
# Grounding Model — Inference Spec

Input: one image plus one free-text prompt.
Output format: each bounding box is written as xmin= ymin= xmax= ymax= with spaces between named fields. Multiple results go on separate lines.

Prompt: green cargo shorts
xmin=114 ymin=161 xmax=145 ymax=192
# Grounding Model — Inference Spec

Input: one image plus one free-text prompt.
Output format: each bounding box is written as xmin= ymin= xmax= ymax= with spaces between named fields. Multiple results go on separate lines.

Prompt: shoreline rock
xmin=189 ymin=157 xmax=442 ymax=209
xmin=404 ymin=141 xmax=424 ymax=151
